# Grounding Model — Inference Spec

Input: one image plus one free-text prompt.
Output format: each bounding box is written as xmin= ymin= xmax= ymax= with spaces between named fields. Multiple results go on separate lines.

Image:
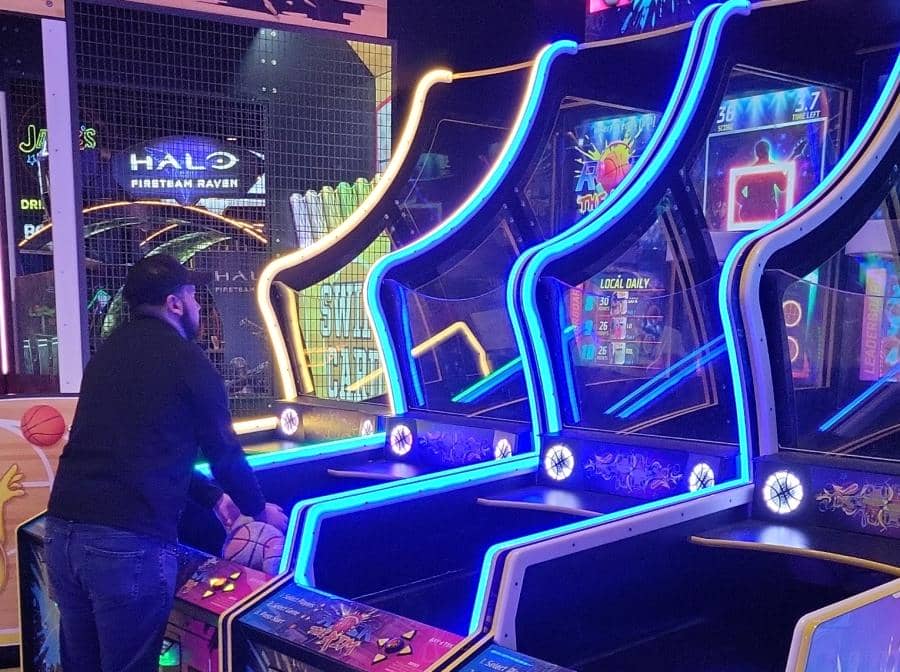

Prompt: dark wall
xmin=388 ymin=0 xmax=584 ymax=117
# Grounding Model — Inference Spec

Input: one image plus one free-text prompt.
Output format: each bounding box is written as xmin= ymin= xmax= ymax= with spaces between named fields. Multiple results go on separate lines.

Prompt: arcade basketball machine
xmin=186 ymin=5 xmax=730 ymax=562
xmin=228 ymin=53 xmax=546 ymax=510
xmin=221 ymin=3 xmax=897 ymax=672
xmin=215 ymin=3 xmax=757 ymax=669
xmin=359 ymin=7 xmax=738 ymax=493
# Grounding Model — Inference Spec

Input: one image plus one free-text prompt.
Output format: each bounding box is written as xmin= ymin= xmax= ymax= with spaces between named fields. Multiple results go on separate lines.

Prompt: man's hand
xmin=254 ymin=502 xmax=288 ymax=533
xmin=213 ymin=493 xmax=242 ymax=531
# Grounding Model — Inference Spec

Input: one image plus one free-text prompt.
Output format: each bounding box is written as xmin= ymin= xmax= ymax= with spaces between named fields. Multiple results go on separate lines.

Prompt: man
xmin=46 ymin=254 xmax=287 ymax=672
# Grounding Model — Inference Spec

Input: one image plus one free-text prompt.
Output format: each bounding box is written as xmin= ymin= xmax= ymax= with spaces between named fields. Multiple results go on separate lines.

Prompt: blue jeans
xmin=45 ymin=517 xmax=178 ymax=672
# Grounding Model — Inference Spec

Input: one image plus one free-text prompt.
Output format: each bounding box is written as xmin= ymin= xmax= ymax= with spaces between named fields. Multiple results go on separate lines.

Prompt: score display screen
xmin=567 ymin=221 xmax=671 ymax=371
xmin=694 ymin=84 xmax=843 ymax=232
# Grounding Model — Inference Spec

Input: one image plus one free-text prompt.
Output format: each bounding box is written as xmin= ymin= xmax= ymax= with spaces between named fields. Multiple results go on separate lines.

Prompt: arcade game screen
xmin=562 ymin=76 xmax=846 ymax=439
xmin=694 ymin=82 xmax=844 ymax=232
xmin=568 ymin=228 xmax=671 ymax=371
xmin=567 ymin=110 xmax=659 ymax=220
xmin=557 ymin=108 xmax=666 ymax=372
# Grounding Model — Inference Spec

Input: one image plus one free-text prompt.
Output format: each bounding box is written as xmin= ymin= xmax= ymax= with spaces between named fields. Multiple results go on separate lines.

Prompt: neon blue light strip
xmin=278 ymin=449 xmax=535 ymax=574
xmin=452 ymin=357 xmax=523 ymax=404
xmin=365 ymin=40 xmax=578 ymax=416
xmin=616 ymin=343 xmax=727 ymax=418
xmin=280 ymin=502 xmax=305 ymax=573
xmin=467 ymin=479 xmax=743 ymax=634
xmin=819 ymin=363 xmax=900 ymax=432
xmin=395 ymin=283 xmax=425 ymax=407
xmin=719 ymin=53 xmax=900 ymax=479
xmin=194 ymin=432 xmax=386 ymax=477
xmin=605 ymin=334 xmax=726 ymax=415
xmin=293 ymin=453 xmax=538 ymax=586
xmin=558 ymin=293 xmax=580 ymax=424
xmin=507 ymin=2 xmax=744 ymax=451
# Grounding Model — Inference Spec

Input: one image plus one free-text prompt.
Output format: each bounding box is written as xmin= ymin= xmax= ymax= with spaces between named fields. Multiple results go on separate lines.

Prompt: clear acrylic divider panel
xmin=292 ymin=118 xmax=510 ymax=404
xmin=400 ymin=118 xmax=509 ymax=236
xmin=383 ymin=102 xmax=661 ymax=421
xmin=768 ymin=177 xmax=899 ymax=462
xmin=392 ymin=224 xmax=528 ymax=422
xmin=555 ymin=274 xmax=738 ymax=445
xmin=769 ymin=267 xmax=900 ymax=462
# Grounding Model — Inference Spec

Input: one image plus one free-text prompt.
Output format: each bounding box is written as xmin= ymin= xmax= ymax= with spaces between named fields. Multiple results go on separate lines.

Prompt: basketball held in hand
xmin=21 ymin=405 xmax=67 ymax=447
xmin=222 ymin=521 xmax=284 ymax=575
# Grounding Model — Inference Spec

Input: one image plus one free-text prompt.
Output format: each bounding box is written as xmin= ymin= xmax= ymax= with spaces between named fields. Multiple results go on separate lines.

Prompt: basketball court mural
xmin=0 ymin=396 xmax=75 ymax=646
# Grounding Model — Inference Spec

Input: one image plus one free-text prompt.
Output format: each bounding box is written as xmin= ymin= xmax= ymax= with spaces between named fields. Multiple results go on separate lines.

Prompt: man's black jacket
xmin=49 ymin=315 xmax=265 ymax=542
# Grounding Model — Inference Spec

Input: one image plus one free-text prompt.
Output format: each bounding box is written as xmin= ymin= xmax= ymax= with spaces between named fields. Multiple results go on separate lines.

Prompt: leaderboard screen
xmin=858 ymin=257 xmax=900 ymax=383
xmin=570 ymin=267 xmax=669 ymax=370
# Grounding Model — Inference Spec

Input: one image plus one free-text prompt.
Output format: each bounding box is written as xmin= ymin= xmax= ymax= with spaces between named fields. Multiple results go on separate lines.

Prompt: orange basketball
xmin=222 ymin=521 xmax=284 ymax=575
xmin=21 ymin=404 xmax=67 ymax=447
xmin=598 ymin=142 xmax=633 ymax=191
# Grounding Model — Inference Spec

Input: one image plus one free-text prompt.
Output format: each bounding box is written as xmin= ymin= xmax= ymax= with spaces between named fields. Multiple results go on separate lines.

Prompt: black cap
xmin=123 ymin=254 xmax=212 ymax=308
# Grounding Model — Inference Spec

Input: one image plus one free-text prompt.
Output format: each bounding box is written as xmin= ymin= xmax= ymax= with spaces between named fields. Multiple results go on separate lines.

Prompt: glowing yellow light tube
xmin=18 ymin=200 xmax=267 ymax=247
xmin=232 ymin=416 xmax=278 ymax=434
xmin=346 ymin=321 xmax=491 ymax=394
xmin=257 ymin=68 xmax=455 ymax=400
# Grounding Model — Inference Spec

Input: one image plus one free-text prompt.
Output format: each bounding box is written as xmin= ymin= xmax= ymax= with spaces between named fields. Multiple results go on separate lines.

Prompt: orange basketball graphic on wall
xmin=20 ymin=405 xmax=67 ymax=447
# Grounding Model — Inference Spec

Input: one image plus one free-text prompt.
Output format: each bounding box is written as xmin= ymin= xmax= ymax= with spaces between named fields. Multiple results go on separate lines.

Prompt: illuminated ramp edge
xmin=785 ymin=578 xmax=900 ymax=672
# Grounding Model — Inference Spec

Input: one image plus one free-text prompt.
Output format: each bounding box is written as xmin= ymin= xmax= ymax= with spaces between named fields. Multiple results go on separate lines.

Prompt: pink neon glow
xmin=589 ymin=0 xmax=632 ymax=13
xmin=726 ymin=161 xmax=797 ymax=232
xmin=0 ymin=240 xmax=8 ymax=375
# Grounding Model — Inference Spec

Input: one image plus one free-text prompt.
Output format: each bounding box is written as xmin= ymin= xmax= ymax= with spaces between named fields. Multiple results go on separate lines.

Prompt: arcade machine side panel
xmin=231 ymin=583 xmax=463 ymax=672
xmin=166 ymin=552 xmax=271 ymax=672
xmin=19 ymin=509 xmax=274 ymax=672
xmin=18 ymin=516 xmax=57 ymax=672
xmin=785 ymin=577 xmax=900 ymax=672
xmin=230 ymin=581 xmax=578 ymax=672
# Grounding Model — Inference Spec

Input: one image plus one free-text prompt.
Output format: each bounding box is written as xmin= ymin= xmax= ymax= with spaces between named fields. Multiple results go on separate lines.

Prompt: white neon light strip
xmin=0 ymin=93 xmax=14 ymax=375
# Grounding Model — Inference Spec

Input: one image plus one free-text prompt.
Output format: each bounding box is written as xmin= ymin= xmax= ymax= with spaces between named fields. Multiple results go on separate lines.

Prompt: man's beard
xmin=180 ymin=311 xmax=200 ymax=341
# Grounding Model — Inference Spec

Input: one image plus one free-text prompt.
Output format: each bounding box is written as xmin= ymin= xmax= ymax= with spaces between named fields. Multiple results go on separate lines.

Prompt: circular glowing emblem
xmin=763 ymin=470 xmax=804 ymax=514
xmin=782 ymin=299 xmax=803 ymax=328
xmin=787 ymin=336 xmax=800 ymax=363
xmin=279 ymin=407 xmax=300 ymax=436
xmin=360 ymin=418 xmax=376 ymax=436
xmin=543 ymin=444 xmax=574 ymax=481
xmin=389 ymin=424 xmax=413 ymax=457
xmin=688 ymin=463 xmax=715 ymax=492
xmin=494 ymin=438 xmax=513 ymax=460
